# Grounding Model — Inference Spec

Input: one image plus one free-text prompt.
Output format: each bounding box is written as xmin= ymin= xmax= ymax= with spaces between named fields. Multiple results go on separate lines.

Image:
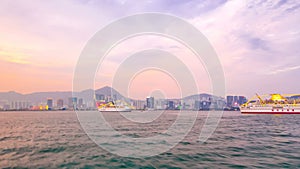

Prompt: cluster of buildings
xmin=45 ymin=97 xmax=93 ymax=110
xmin=226 ymin=96 xmax=247 ymax=109
xmin=133 ymin=95 xmax=247 ymax=111
xmin=0 ymin=100 xmax=31 ymax=110
xmin=0 ymin=97 xmax=90 ymax=111
xmin=0 ymin=94 xmax=247 ymax=111
xmin=133 ymin=97 xmax=185 ymax=110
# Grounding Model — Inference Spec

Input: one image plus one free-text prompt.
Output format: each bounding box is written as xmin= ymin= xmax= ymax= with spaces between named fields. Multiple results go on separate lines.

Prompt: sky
xmin=0 ymin=0 xmax=299 ymax=99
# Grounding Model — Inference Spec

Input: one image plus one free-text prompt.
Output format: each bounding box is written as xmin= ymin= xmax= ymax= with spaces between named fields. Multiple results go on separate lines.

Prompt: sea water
xmin=0 ymin=111 xmax=299 ymax=168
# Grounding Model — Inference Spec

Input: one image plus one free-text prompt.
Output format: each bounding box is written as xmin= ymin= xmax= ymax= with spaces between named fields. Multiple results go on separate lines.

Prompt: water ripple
xmin=0 ymin=111 xmax=300 ymax=168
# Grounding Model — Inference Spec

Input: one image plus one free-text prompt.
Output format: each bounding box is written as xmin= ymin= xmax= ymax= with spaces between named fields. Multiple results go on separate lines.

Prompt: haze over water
xmin=1 ymin=111 xmax=299 ymax=168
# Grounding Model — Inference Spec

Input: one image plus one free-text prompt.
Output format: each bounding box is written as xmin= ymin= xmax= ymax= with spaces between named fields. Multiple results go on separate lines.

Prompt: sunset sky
xmin=0 ymin=0 xmax=299 ymax=99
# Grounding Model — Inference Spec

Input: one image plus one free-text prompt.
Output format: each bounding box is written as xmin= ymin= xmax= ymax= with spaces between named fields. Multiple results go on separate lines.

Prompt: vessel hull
xmin=98 ymin=107 xmax=131 ymax=112
xmin=241 ymin=111 xmax=300 ymax=114
xmin=240 ymin=107 xmax=300 ymax=114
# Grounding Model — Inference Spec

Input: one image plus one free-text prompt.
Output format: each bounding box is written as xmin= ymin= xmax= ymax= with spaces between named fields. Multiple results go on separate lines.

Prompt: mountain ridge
xmin=0 ymin=86 xmax=219 ymax=105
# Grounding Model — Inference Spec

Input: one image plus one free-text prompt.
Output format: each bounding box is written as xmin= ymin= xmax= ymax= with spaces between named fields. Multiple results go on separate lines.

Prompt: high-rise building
xmin=78 ymin=98 xmax=84 ymax=108
xmin=238 ymin=96 xmax=247 ymax=105
xmin=3 ymin=104 xmax=10 ymax=110
xmin=155 ymin=99 xmax=165 ymax=110
xmin=216 ymin=99 xmax=226 ymax=110
xmin=68 ymin=97 xmax=78 ymax=109
xmin=226 ymin=96 xmax=234 ymax=107
xmin=47 ymin=98 xmax=53 ymax=109
xmin=10 ymin=101 xmax=31 ymax=110
xmin=18 ymin=101 xmax=22 ymax=109
xmin=167 ymin=100 xmax=175 ymax=110
xmin=146 ymin=96 xmax=154 ymax=109
xmin=57 ymin=99 xmax=64 ymax=108
xmin=133 ymin=100 xmax=146 ymax=110
xmin=68 ymin=98 xmax=72 ymax=108
xmin=233 ymin=96 xmax=238 ymax=105
xmin=226 ymin=95 xmax=247 ymax=108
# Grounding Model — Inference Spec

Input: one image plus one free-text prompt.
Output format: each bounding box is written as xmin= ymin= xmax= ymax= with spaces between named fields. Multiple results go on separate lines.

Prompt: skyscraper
xmin=68 ymin=97 xmax=77 ymax=109
xmin=133 ymin=100 xmax=146 ymax=110
xmin=78 ymin=98 xmax=83 ymax=108
xmin=47 ymin=98 xmax=53 ymax=109
xmin=167 ymin=100 xmax=175 ymax=110
xmin=233 ymin=96 xmax=238 ymax=105
xmin=238 ymin=96 xmax=247 ymax=105
xmin=226 ymin=96 xmax=234 ymax=107
xmin=146 ymin=96 xmax=154 ymax=109
xmin=57 ymin=99 xmax=64 ymax=108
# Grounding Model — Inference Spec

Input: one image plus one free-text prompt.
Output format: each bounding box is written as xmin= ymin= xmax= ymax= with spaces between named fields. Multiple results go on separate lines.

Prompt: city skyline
xmin=0 ymin=0 xmax=299 ymax=98
xmin=0 ymin=85 xmax=247 ymax=111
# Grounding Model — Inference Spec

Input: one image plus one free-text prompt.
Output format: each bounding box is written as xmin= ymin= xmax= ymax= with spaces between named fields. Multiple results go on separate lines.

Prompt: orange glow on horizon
xmin=0 ymin=59 xmax=73 ymax=94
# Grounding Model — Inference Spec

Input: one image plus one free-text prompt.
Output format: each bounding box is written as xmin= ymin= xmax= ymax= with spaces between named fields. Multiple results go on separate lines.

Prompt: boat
xmin=240 ymin=93 xmax=300 ymax=114
xmin=96 ymin=101 xmax=131 ymax=112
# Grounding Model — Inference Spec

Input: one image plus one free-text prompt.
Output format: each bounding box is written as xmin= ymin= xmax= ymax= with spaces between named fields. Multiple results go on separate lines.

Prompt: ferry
xmin=96 ymin=100 xmax=131 ymax=112
xmin=240 ymin=94 xmax=300 ymax=114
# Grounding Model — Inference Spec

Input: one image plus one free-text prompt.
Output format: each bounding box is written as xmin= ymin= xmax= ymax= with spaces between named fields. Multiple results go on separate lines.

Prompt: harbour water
xmin=1 ymin=111 xmax=300 ymax=168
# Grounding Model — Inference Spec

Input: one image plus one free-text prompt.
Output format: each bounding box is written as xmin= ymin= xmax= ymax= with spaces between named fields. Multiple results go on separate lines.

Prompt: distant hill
xmin=183 ymin=93 xmax=212 ymax=101
xmin=0 ymin=91 xmax=24 ymax=101
xmin=0 ymin=86 xmax=128 ymax=105
xmin=0 ymin=86 xmax=220 ymax=107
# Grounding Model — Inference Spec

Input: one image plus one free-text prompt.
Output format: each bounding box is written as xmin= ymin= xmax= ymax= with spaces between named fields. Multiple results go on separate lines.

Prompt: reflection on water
xmin=0 ymin=111 xmax=300 ymax=168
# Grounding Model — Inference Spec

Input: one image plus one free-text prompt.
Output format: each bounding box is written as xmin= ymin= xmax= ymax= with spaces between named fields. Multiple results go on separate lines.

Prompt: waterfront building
xmin=238 ymin=96 xmax=247 ymax=105
xmin=68 ymin=97 xmax=78 ymax=109
xmin=47 ymin=98 xmax=53 ymax=109
xmin=133 ymin=100 xmax=146 ymax=110
xmin=78 ymin=98 xmax=83 ymax=108
xmin=57 ymin=99 xmax=64 ymax=109
xmin=226 ymin=96 xmax=234 ymax=107
xmin=167 ymin=100 xmax=175 ymax=110
xmin=146 ymin=96 xmax=154 ymax=109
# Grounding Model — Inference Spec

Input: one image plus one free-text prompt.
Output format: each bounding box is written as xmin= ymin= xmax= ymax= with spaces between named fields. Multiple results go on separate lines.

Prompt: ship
xmin=96 ymin=100 xmax=131 ymax=112
xmin=240 ymin=93 xmax=300 ymax=114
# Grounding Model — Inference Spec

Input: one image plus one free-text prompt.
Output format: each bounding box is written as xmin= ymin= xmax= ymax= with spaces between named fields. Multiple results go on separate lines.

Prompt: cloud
xmin=267 ymin=65 xmax=300 ymax=75
xmin=238 ymin=33 xmax=269 ymax=51
xmin=0 ymin=50 xmax=28 ymax=65
xmin=0 ymin=0 xmax=299 ymax=96
xmin=189 ymin=0 xmax=300 ymax=96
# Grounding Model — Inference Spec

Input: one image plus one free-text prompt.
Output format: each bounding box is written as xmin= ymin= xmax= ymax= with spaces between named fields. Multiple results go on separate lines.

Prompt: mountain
xmin=183 ymin=93 xmax=212 ymax=101
xmin=0 ymin=86 xmax=127 ymax=106
xmin=95 ymin=86 xmax=130 ymax=101
xmin=0 ymin=91 xmax=24 ymax=101
xmin=0 ymin=86 xmax=222 ymax=107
